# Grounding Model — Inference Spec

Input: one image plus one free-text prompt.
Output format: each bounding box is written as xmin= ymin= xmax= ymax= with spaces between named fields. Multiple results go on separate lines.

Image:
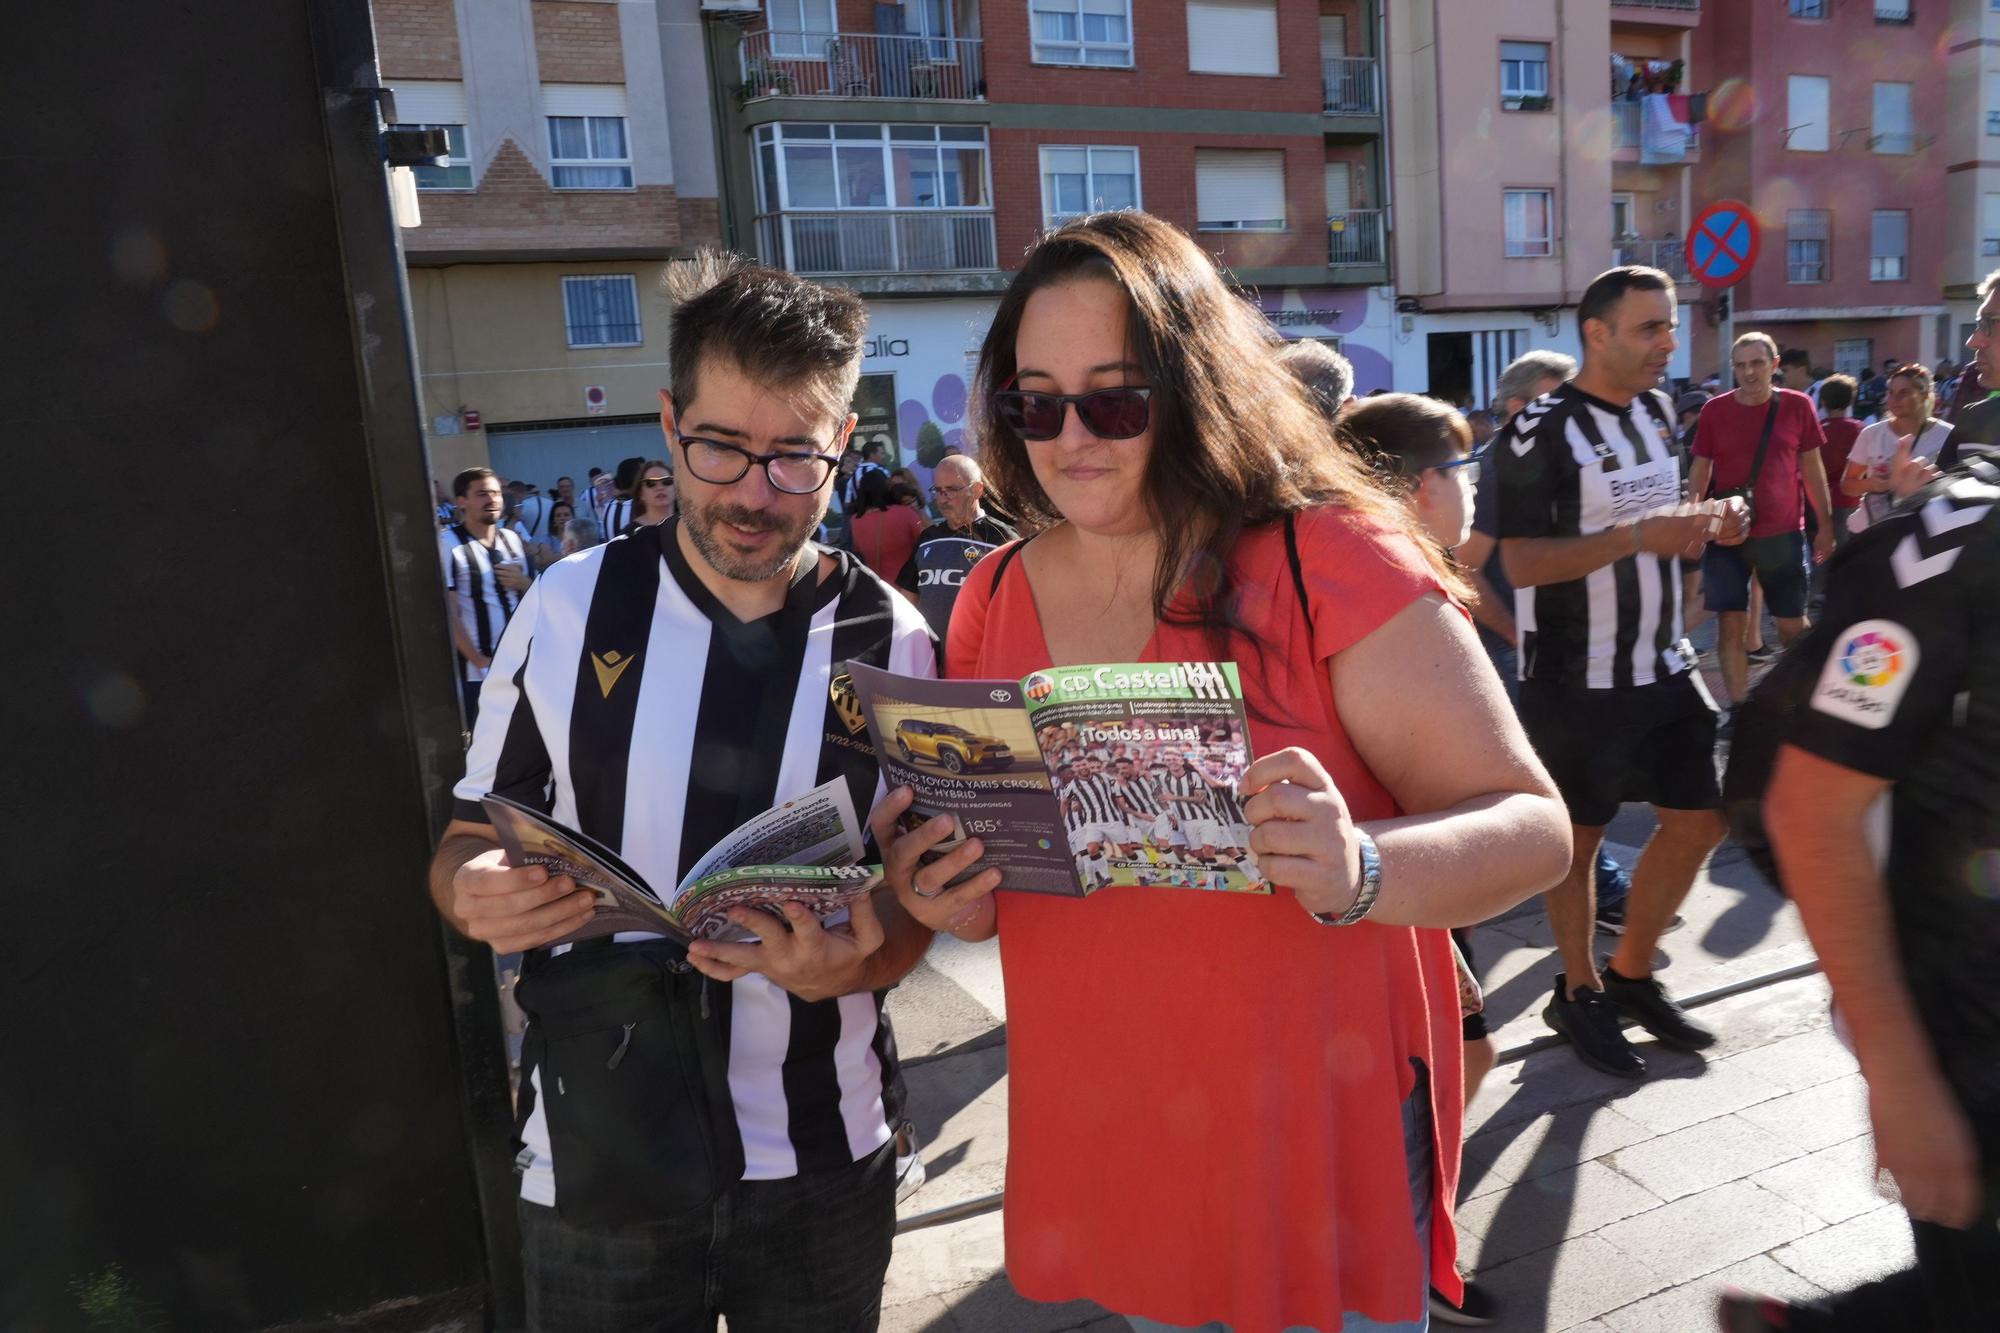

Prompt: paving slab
xmin=1475 ymin=1233 xmax=1671 ymax=1332
xmin=1457 ymin=1160 xmax=1667 ymax=1268
xmin=1768 ymin=1203 xmax=1916 ymax=1293
xmin=1593 ymin=1180 xmax=1822 ymax=1287
xmin=1605 ymin=1113 xmax=1805 ymax=1202
xmin=1746 ymin=1134 xmax=1882 ymax=1226
xmin=1461 ymin=1104 xmax=1657 ymax=1202
xmin=1734 ymin=1072 xmax=1870 ymax=1155
xmin=1595 ymin=1254 xmax=1826 ymax=1333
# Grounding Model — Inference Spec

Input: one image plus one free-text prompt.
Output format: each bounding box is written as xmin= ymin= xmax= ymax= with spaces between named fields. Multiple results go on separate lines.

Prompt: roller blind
xmin=389 ymin=80 xmax=467 ymax=125
xmin=1196 ymin=149 xmax=1286 ymax=226
xmin=1319 ymin=15 xmax=1345 ymax=59
xmin=1324 ymin=163 xmax=1351 ymax=214
xmin=542 ymin=83 xmax=629 ymax=118
xmin=1187 ymin=0 xmax=1280 ymax=76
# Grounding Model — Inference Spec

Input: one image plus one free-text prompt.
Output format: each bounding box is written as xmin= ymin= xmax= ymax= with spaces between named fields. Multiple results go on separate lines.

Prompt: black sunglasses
xmin=641 ymin=475 xmax=674 ymax=488
xmin=990 ymin=385 xmax=1153 ymax=442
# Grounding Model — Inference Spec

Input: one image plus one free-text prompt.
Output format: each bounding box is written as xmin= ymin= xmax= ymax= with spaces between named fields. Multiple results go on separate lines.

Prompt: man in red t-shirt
xmin=1817 ymin=373 xmax=1864 ymax=534
xmin=1689 ymin=332 xmax=1837 ymax=712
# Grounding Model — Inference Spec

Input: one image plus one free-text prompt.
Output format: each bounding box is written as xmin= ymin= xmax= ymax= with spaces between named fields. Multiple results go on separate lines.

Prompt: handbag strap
xmin=1743 ymin=396 xmax=1781 ymax=492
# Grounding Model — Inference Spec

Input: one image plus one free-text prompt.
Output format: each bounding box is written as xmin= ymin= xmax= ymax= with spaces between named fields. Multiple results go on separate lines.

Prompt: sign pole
xmin=1720 ymin=297 xmax=1733 ymax=393
xmin=1684 ymin=200 xmax=1760 ymax=395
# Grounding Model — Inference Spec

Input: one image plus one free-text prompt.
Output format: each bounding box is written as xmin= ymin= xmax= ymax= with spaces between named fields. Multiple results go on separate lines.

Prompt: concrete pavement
xmin=880 ymin=817 xmax=1901 ymax=1333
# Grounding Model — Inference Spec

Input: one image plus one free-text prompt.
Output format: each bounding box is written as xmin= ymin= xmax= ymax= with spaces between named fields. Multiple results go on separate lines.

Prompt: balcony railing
xmin=1612 ymin=101 xmax=1698 ymax=153
xmin=1327 ymin=210 xmax=1387 ymax=267
xmin=758 ymin=210 xmax=997 ymax=275
xmin=1613 ymin=238 xmax=1692 ymax=281
xmin=1612 ymin=0 xmax=1700 ymax=11
xmin=740 ymin=30 xmax=984 ymax=101
xmin=1322 ymin=57 xmax=1380 ymax=116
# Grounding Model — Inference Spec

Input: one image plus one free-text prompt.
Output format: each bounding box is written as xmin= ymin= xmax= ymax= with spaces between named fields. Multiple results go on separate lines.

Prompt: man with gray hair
xmin=898 ymin=451 xmax=1018 ymax=638
xmin=1276 ymin=338 xmax=1355 ymax=422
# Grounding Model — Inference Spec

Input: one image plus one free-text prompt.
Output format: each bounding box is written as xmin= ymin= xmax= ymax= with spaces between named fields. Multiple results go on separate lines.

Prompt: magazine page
xmin=1022 ymin=662 xmax=1271 ymax=895
xmin=672 ymin=864 xmax=885 ymax=942
xmin=480 ymin=794 xmax=687 ymax=943
xmin=670 ymin=777 xmax=866 ymax=900
xmin=845 ymin=661 xmax=1084 ymax=896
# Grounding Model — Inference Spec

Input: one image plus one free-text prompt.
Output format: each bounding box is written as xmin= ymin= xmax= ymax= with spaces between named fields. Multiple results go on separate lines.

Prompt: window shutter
xmin=543 ymin=84 xmax=629 ymax=118
xmin=1787 ymin=76 xmax=1829 ymax=151
xmin=1324 ymin=163 xmax=1351 ymax=214
xmin=389 ymin=80 xmax=467 ymax=125
xmin=1318 ymin=15 xmax=1346 ymax=59
xmin=1196 ymin=149 xmax=1286 ymax=226
xmin=1187 ymin=1 xmax=1280 ymax=76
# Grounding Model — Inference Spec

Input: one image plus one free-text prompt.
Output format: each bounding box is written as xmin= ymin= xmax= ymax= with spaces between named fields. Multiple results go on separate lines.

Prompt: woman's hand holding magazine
xmin=874 ymin=786 xmax=1002 ymax=940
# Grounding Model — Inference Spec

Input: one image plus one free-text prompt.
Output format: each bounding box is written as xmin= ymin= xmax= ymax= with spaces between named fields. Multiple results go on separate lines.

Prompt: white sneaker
xmin=893 ymin=1122 xmax=926 ymax=1205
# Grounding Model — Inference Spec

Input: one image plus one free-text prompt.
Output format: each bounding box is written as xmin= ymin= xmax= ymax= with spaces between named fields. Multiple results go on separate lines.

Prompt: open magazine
xmin=845 ymin=660 xmax=1269 ymax=897
xmin=482 ymin=777 xmax=882 ymax=946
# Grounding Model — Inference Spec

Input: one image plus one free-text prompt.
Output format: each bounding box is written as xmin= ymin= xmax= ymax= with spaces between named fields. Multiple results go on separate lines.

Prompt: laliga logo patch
xmin=1810 ymin=620 xmax=1918 ymax=731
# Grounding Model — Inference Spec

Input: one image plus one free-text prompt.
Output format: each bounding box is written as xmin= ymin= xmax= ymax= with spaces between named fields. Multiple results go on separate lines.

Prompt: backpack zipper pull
xmin=606 ymin=1022 xmax=635 ymax=1071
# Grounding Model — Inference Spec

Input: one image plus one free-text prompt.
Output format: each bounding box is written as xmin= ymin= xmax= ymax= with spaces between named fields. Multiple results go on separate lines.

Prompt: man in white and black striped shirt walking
xmin=442 ymin=467 xmax=532 ymax=729
xmin=1495 ymin=266 xmax=1750 ymax=1080
xmin=430 ymin=256 xmax=951 ymax=1331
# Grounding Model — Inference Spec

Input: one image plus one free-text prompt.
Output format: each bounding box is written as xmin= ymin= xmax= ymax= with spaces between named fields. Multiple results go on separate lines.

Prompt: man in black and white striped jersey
xmin=1495 ymin=265 xmax=1750 ymax=1081
xmin=442 ymin=467 xmax=532 ymax=729
xmin=429 ymin=255 xmax=954 ymax=1332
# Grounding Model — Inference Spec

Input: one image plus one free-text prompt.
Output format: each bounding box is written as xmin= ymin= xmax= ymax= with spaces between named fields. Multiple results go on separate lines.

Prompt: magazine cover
xmin=481 ymin=777 xmax=878 ymax=945
xmin=845 ymin=660 xmax=1269 ymax=897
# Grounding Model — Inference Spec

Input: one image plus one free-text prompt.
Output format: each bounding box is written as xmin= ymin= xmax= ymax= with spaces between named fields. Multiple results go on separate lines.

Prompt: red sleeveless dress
xmin=946 ymin=508 xmax=1466 ymax=1332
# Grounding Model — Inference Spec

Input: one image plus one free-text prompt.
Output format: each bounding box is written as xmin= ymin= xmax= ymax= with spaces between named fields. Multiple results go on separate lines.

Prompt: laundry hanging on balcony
xmin=1640 ymin=93 xmax=1695 ymax=165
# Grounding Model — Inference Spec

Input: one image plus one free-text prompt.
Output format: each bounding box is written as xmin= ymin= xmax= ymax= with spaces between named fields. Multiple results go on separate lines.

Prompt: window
xmin=905 ymin=0 xmax=956 ymax=59
xmin=1040 ymin=146 xmax=1140 ymax=226
xmin=1835 ymin=339 xmax=1874 ymax=376
xmin=1988 ymin=73 xmax=2000 ymax=135
xmin=755 ymin=122 xmax=991 ymax=212
xmin=1788 ymin=0 xmax=1826 ymax=16
xmin=544 ymin=85 xmax=632 ymax=189
xmin=767 ymin=0 xmax=836 ymax=58
xmin=1985 ymin=194 xmax=2000 ymax=256
xmin=1500 ymin=41 xmax=1551 ymax=109
xmin=1030 ymin=0 xmax=1133 ymax=67
xmin=1787 ymin=209 xmax=1830 ymax=283
xmin=388 ymin=81 xmax=472 ymax=190
xmin=1870 ymin=209 xmax=1909 ymax=281
xmin=1611 ymin=193 xmax=1637 ymax=241
xmin=561 ymin=275 xmax=642 ymax=348
xmin=1787 ymin=75 xmax=1830 ymax=152
xmin=1194 ymin=149 xmax=1286 ymax=231
xmin=1504 ymin=188 xmax=1554 ymax=257
xmin=1875 ymin=1 xmax=1913 ymax=21
xmin=1187 ymin=1 xmax=1280 ymax=77
xmin=1873 ymin=82 xmax=1913 ymax=154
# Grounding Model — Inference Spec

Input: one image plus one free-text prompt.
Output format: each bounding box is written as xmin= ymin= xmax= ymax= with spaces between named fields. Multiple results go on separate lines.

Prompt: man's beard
xmin=681 ymin=497 xmax=820 ymax=583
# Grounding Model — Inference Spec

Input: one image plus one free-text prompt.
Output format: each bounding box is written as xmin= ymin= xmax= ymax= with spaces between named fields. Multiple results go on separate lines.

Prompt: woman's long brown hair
xmin=972 ymin=211 xmax=1469 ymax=638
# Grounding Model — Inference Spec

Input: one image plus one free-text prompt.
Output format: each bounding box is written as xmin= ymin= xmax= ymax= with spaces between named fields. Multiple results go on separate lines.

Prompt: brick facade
xmin=676 ymin=195 xmax=722 ymax=250
xmin=532 ymin=0 xmax=626 ymax=84
xmin=405 ymin=139 xmax=681 ymax=256
xmin=375 ymin=0 xmax=461 ymax=79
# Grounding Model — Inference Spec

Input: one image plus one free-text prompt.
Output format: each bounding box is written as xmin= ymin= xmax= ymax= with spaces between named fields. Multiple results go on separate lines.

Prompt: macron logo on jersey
xmin=1810 ymin=620 xmax=1919 ymax=730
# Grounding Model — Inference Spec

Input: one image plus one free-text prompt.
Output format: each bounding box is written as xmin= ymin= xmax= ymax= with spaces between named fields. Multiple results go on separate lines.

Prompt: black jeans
xmin=1805 ymin=1202 xmax=2000 ymax=1331
xmin=518 ymin=1141 xmax=897 ymax=1333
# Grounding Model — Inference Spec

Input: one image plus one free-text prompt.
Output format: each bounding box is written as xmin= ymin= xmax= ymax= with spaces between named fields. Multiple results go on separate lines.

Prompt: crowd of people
xmin=423 ymin=209 xmax=2000 ymax=1333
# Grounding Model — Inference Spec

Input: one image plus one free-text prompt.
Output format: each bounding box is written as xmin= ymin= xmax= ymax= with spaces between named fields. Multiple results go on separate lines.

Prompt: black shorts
xmin=1518 ymin=673 xmax=1722 ymax=827
xmin=1702 ymin=531 xmax=1811 ymax=619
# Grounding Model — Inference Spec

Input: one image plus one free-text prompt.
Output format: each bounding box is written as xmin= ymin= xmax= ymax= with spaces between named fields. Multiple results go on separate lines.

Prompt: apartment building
xmin=1945 ymin=0 xmax=2000 ymax=348
xmin=1385 ymin=0 xmax=1702 ymax=405
xmin=1693 ymin=0 xmax=1947 ymax=378
xmin=377 ymin=0 xmax=721 ymax=487
xmin=699 ymin=0 xmax=1392 ymax=478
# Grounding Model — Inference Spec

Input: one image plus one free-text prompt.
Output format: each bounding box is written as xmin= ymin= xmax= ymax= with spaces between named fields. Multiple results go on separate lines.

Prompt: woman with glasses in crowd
xmin=528 ymin=499 xmax=574 ymax=570
xmin=618 ymin=459 xmax=677 ymax=534
xmin=879 ymin=211 xmax=1569 ymax=1333
xmin=1843 ymin=364 xmax=1953 ymax=531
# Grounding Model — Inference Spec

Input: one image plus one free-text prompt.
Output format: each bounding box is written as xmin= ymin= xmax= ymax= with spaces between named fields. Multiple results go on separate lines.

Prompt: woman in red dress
xmin=875 ymin=213 xmax=1571 ymax=1333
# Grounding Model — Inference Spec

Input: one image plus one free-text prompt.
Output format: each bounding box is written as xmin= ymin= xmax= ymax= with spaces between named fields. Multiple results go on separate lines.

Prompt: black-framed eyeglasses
xmin=930 ymin=482 xmax=974 ymax=498
xmin=989 ymin=385 xmax=1153 ymax=442
xmin=1428 ymin=446 xmax=1487 ymax=475
xmin=674 ymin=433 xmax=840 ymax=495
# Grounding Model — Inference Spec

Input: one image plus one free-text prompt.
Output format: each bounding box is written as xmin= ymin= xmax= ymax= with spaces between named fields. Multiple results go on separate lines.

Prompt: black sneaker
xmin=1594 ymin=898 xmax=1687 ymax=937
xmin=1747 ymin=643 xmax=1781 ymax=664
xmin=1602 ymin=964 xmax=1716 ymax=1050
xmin=1429 ymin=1279 xmax=1500 ymax=1326
xmin=1543 ymin=975 xmax=1647 ymax=1078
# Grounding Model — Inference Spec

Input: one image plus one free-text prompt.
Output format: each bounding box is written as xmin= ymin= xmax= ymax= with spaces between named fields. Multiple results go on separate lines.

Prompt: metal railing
xmin=1611 ymin=0 xmax=1700 ymax=10
xmin=1321 ymin=56 xmax=1379 ymax=116
xmin=1327 ymin=210 xmax=1386 ymax=267
xmin=1613 ymin=239 xmax=1692 ymax=281
xmin=739 ymin=30 xmax=984 ymax=101
xmin=757 ymin=210 xmax=997 ymax=275
xmin=1612 ymin=101 xmax=1698 ymax=153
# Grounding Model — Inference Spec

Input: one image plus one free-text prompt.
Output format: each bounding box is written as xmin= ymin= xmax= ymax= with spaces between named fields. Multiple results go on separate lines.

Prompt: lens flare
xmin=1707 ymin=79 xmax=1757 ymax=134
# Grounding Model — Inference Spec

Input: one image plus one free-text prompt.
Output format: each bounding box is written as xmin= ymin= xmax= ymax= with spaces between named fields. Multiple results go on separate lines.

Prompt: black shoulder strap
xmin=1746 ymin=396 xmax=1782 ymax=489
xmin=984 ymin=536 xmax=1027 ymax=593
xmin=1282 ymin=512 xmax=1313 ymax=635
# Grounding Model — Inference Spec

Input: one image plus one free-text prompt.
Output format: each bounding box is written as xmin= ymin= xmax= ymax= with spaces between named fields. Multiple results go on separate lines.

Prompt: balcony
xmin=1612 ymin=101 xmax=1698 ymax=155
xmin=1328 ymin=210 xmax=1387 ymax=267
xmin=1322 ymin=57 xmax=1380 ymax=117
xmin=758 ymin=210 xmax=997 ymax=276
xmin=740 ymin=30 xmax=984 ymax=102
xmin=1612 ymin=0 xmax=1699 ymax=10
xmin=1614 ymin=238 xmax=1692 ymax=282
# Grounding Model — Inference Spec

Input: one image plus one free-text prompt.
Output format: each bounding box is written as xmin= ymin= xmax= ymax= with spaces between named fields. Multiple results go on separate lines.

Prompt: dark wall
xmin=2 ymin=3 xmax=506 ymax=1328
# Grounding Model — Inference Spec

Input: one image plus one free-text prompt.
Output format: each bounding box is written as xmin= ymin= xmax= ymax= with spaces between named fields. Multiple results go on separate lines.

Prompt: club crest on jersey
xmin=591 ymin=649 xmax=637 ymax=698
xmin=829 ymin=670 xmax=867 ymax=735
xmin=1810 ymin=620 xmax=1918 ymax=730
